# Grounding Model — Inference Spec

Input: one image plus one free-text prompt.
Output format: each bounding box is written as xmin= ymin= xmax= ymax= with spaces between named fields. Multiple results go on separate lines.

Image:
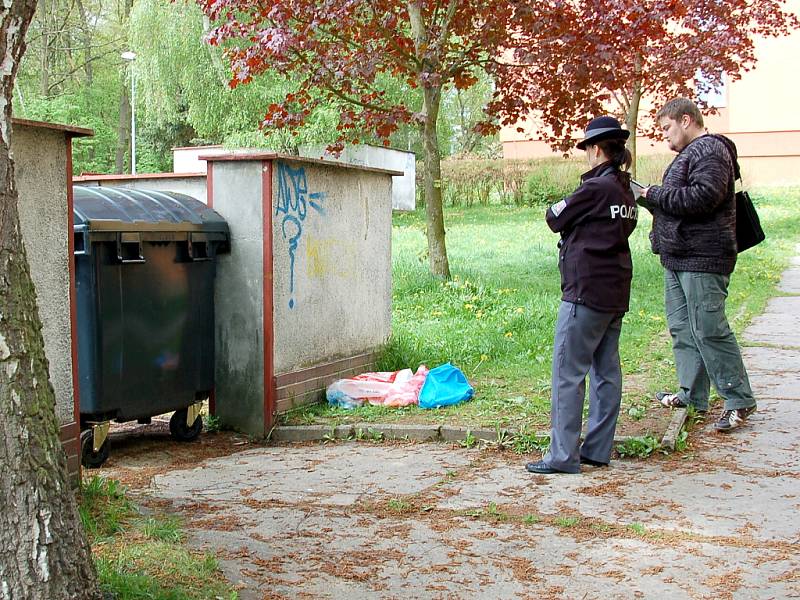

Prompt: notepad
xmin=629 ymin=179 xmax=647 ymax=198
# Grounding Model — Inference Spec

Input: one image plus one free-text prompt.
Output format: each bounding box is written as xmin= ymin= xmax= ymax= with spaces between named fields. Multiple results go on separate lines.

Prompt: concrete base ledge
xmin=271 ymin=425 xmax=332 ymax=442
xmin=660 ymin=408 xmax=689 ymax=451
xmin=271 ymin=423 xmax=667 ymax=449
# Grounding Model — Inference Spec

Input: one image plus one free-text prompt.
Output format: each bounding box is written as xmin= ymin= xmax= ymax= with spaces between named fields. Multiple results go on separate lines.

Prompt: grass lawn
xmin=80 ymin=476 xmax=238 ymax=599
xmin=282 ymin=187 xmax=800 ymax=437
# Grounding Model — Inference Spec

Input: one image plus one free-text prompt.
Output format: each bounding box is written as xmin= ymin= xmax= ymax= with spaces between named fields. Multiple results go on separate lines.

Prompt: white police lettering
xmin=610 ymin=204 xmax=638 ymax=220
xmin=551 ymin=199 xmax=567 ymax=217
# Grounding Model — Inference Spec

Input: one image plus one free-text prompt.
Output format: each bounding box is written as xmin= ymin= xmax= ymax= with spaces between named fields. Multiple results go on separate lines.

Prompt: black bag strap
xmin=711 ymin=133 xmax=742 ymax=182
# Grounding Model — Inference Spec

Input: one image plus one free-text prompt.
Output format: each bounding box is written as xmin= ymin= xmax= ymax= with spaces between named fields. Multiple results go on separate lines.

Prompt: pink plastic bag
xmin=373 ymin=365 xmax=429 ymax=407
xmin=326 ymin=365 xmax=429 ymax=408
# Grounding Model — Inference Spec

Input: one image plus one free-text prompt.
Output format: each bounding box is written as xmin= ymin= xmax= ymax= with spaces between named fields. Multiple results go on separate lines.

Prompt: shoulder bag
xmin=712 ymin=134 xmax=766 ymax=253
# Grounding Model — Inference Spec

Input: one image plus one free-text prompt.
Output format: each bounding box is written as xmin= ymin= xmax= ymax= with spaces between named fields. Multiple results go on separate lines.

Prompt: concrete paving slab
xmin=743 ymin=346 xmax=800 ymax=374
xmin=743 ymin=296 xmax=800 ymax=347
xmin=778 ymin=246 xmax=800 ymax=293
xmin=697 ymin=399 xmax=800 ymax=473
xmin=777 ymin=267 xmax=800 ymax=293
xmin=185 ymin=498 xmax=798 ymax=600
xmin=154 ymin=444 xmax=476 ymax=507
xmin=433 ymin=452 xmax=799 ymax=541
xmin=147 ymin=419 xmax=800 ymax=598
xmin=742 ymin=346 xmax=800 ymax=403
xmin=747 ymin=370 xmax=800 ymax=400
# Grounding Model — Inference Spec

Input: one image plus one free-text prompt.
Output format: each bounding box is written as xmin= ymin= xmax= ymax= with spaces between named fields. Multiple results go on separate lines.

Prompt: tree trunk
xmin=38 ymin=0 xmax=50 ymax=97
xmin=203 ymin=15 xmax=231 ymax=87
xmin=1 ymin=2 xmax=103 ymax=598
xmin=626 ymin=55 xmax=643 ymax=179
xmin=115 ymin=84 xmax=131 ymax=173
xmin=75 ymin=0 xmax=93 ymax=85
xmin=408 ymin=0 xmax=450 ymax=279
xmin=115 ymin=0 xmax=133 ymax=173
xmin=421 ymin=85 xmax=451 ymax=279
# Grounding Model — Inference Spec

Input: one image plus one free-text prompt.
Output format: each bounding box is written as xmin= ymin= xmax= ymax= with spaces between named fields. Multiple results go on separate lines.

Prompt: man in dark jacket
xmin=641 ymin=98 xmax=757 ymax=432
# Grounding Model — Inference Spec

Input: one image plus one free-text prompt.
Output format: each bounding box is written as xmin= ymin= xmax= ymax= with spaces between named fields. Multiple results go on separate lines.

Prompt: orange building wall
xmin=501 ymin=0 xmax=800 ymax=187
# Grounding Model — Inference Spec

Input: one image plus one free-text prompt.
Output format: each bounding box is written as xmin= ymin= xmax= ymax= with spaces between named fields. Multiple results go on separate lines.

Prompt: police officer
xmin=526 ymin=116 xmax=638 ymax=475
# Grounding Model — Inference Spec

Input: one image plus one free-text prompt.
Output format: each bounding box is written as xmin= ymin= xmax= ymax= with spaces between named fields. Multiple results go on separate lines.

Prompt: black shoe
xmin=579 ymin=456 xmax=608 ymax=467
xmin=525 ymin=460 xmax=563 ymax=474
xmin=714 ymin=405 xmax=757 ymax=432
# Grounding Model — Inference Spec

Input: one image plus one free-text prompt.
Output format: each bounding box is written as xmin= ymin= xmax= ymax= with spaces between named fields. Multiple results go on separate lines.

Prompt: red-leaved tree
xmin=494 ymin=0 xmax=799 ymax=176
xmin=197 ymin=0 xmax=530 ymax=279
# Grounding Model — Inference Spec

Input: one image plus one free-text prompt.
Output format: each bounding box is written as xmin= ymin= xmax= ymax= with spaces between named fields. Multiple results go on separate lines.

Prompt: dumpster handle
xmin=116 ymin=233 xmax=146 ymax=264
xmin=73 ymin=230 xmax=89 ymax=256
xmin=188 ymin=233 xmax=212 ymax=262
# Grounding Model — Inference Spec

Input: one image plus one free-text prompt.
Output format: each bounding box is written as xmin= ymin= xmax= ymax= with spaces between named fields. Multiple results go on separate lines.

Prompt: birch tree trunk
xmin=114 ymin=0 xmax=133 ymax=173
xmin=38 ymin=0 xmax=50 ymax=96
xmin=115 ymin=84 xmax=131 ymax=173
xmin=75 ymin=0 xmax=93 ymax=85
xmin=1 ymin=1 xmax=103 ymax=597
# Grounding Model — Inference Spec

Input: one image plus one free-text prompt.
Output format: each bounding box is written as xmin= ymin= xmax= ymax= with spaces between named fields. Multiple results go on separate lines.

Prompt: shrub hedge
xmin=415 ymin=155 xmax=672 ymax=208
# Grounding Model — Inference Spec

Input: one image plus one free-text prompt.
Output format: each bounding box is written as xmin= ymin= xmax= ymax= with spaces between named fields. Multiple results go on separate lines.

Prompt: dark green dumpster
xmin=73 ymin=186 xmax=229 ymax=467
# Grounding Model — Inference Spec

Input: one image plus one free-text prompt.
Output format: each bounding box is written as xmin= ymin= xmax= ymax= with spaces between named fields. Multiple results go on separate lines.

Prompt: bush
xmin=415 ymin=154 xmax=673 ymax=209
xmin=422 ymin=157 xmax=584 ymax=207
xmin=523 ymin=167 xmax=577 ymax=206
xmin=439 ymin=158 xmax=505 ymax=207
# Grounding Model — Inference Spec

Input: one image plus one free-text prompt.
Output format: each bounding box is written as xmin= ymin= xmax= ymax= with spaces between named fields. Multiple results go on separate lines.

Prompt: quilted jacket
xmin=646 ymin=134 xmax=737 ymax=274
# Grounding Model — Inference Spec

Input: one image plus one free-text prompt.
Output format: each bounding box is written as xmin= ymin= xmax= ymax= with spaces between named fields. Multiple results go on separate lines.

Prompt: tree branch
xmin=287 ymin=47 xmax=394 ymax=114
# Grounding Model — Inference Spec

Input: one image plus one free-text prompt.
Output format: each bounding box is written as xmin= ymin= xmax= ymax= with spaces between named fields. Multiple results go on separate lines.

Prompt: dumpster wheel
xmin=170 ymin=408 xmax=203 ymax=441
xmin=80 ymin=429 xmax=109 ymax=468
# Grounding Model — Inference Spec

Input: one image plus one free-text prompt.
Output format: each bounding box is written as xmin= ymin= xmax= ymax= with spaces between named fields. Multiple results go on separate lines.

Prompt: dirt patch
xmin=87 ymin=419 xmax=258 ymax=489
xmin=614 ymin=406 xmax=674 ymax=438
xmin=576 ymin=478 xmax=627 ymax=498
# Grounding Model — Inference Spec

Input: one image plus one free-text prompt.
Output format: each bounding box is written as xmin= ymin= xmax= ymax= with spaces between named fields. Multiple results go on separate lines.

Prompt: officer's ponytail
xmin=597 ymin=139 xmax=632 ymax=171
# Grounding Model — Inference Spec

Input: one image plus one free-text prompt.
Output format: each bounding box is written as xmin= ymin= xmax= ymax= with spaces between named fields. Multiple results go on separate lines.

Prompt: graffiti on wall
xmin=275 ymin=162 xmax=327 ymax=309
xmin=305 ymin=236 xmax=356 ymax=279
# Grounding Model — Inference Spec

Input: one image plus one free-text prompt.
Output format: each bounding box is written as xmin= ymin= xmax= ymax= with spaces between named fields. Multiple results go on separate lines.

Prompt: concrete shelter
xmin=166 ymin=144 xmax=417 ymax=211
xmin=73 ymin=172 xmax=207 ymax=202
xmin=11 ymin=118 xmax=93 ymax=483
xmin=204 ymin=153 xmax=400 ymax=437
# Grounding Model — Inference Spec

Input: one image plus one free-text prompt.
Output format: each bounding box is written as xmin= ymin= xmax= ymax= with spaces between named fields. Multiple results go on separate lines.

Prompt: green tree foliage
xmin=130 ymin=0 xmax=342 ymax=152
xmin=14 ymin=0 xmax=128 ymax=174
xmin=18 ymin=71 xmax=124 ymax=174
xmin=130 ymin=0 xmax=498 ymax=158
xmin=13 ymin=0 xmax=498 ymax=175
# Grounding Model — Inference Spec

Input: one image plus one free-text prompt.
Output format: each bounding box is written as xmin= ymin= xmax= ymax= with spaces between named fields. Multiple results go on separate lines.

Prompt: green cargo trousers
xmin=664 ymin=269 xmax=755 ymax=412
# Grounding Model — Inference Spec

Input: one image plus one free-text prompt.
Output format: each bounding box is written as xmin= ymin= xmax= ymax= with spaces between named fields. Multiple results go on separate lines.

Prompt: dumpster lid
xmin=73 ymin=186 xmax=228 ymax=234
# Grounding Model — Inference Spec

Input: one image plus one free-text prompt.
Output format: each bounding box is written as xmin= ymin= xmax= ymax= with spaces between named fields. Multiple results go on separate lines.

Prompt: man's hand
xmin=635 ymin=187 xmax=654 ymax=211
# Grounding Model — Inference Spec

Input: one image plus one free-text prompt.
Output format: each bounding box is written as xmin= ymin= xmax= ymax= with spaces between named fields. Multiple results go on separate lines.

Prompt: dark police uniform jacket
xmin=545 ymin=161 xmax=638 ymax=314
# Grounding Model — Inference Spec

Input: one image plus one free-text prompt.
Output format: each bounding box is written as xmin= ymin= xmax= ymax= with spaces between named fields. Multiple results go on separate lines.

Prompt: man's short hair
xmin=656 ymin=98 xmax=704 ymax=128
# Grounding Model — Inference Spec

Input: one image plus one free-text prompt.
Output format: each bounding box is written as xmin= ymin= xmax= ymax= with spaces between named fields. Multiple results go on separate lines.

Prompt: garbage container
xmin=73 ymin=186 xmax=229 ymax=467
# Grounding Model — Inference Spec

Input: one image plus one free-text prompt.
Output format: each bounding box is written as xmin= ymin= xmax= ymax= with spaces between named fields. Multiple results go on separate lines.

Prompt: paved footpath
xmin=143 ymin=251 xmax=800 ymax=600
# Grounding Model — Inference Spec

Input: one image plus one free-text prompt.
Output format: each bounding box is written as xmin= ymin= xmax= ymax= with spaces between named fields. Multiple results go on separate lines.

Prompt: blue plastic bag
xmin=418 ymin=363 xmax=474 ymax=409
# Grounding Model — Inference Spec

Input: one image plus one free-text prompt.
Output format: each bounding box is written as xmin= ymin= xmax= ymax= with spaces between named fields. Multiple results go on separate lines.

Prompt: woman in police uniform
xmin=526 ymin=116 xmax=638 ymax=475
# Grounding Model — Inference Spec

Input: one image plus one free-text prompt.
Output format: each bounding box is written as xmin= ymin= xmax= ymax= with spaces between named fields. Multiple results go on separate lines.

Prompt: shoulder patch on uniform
xmin=550 ymin=199 xmax=567 ymax=217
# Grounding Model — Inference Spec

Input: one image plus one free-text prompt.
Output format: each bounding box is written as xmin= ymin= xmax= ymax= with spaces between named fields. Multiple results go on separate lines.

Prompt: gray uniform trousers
xmin=543 ymin=301 xmax=624 ymax=473
xmin=664 ymin=269 xmax=755 ymax=411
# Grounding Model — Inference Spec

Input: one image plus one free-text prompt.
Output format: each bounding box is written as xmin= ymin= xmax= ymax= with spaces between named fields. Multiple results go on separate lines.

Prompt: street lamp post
xmin=121 ymin=51 xmax=137 ymax=175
